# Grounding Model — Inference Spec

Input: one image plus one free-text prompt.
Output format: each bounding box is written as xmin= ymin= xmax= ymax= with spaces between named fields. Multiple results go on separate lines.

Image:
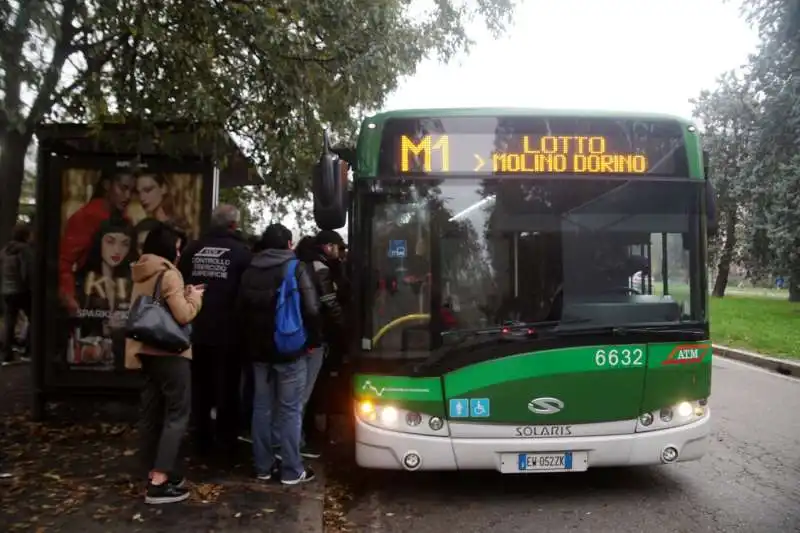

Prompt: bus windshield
xmin=361 ymin=177 xmax=705 ymax=358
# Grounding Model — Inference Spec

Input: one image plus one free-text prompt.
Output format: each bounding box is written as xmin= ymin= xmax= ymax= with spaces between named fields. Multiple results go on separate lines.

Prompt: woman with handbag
xmin=125 ymin=222 xmax=204 ymax=505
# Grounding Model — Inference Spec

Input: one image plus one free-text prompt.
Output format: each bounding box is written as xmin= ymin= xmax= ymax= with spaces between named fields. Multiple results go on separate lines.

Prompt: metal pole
xmin=212 ymin=166 xmax=220 ymax=208
xmin=513 ymin=232 xmax=519 ymax=298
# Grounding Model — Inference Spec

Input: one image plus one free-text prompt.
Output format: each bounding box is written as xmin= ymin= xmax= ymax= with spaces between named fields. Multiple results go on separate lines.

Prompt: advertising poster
xmin=58 ymin=163 xmax=203 ymax=370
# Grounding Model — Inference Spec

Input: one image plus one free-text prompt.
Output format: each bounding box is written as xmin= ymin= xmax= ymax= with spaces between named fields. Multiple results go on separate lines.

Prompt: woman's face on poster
xmin=136 ymin=175 xmax=167 ymax=214
xmin=101 ymin=232 xmax=131 ymax=268
xmin=109 ymin=175 xmax=134 ymax=211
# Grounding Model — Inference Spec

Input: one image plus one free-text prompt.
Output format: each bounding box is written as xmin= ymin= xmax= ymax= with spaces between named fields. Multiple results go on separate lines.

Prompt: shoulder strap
xmin=153 ymin=270 xmax=168 ymax=301
xmin=285 ymin=259 xmax=299 ymax=278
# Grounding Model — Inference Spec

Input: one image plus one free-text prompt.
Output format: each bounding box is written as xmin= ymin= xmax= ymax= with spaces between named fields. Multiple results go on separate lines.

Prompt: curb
xmin=713 ymin=344 xmax=800 ymax=377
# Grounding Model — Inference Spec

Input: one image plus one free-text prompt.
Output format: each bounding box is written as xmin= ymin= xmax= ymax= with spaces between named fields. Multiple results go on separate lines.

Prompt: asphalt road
xmin=328 ymin=357 xmax=800 ymax=533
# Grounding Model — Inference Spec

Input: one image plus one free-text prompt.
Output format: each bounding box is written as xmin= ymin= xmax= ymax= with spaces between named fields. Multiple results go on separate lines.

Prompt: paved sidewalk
xmin=0 ymin=363 xmax=324 ymax=532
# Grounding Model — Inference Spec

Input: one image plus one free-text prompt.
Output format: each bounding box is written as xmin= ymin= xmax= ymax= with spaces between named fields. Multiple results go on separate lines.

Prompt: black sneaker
xmin=145 ymin=482 xmax=190 ymax=504
xmin=300 ymin=445 xmax=321 ymax=459
xmin=168 ymin=474 xmax=186 ymax=488
xmin=281 ymin=466 xmax=316 ymax=486
xmin=256 ymin=460 xmax=281 ymax=482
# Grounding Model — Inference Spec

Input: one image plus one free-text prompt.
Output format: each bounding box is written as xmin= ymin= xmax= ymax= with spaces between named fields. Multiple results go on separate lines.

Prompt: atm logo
xmin=662 ymin=343 xmax=711 ymax=365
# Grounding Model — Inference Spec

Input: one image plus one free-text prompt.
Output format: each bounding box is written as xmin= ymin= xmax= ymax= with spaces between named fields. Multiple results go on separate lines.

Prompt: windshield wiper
xmin=441 ymin=319 xmax=587 ymax=338
xmin=441 ymin=319 xmax=590 ymax=343
xmin=552 ymin=320 xmax=707 ymax=337
xmin=612 ymin=321 xmax=707 ymax=335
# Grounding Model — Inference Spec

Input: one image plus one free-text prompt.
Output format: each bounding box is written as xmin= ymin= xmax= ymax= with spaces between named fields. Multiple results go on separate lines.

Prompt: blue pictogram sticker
xmin=388 ymin=239 xmax=407 ymax=258
xmin=470 ymin=398 xmax=490 ymax=418
xmin=449 ymin=398 xmax=468 ymax=418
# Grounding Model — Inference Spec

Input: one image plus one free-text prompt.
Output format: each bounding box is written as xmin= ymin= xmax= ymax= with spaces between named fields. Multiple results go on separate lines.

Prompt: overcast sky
xmin=383 ymin=0 xmax=759 ymax=118
xmin=282 ymin=0 xmax=759 ymax=239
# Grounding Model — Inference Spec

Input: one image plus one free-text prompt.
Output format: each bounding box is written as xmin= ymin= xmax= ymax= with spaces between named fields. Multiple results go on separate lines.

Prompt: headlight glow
xmin=636 ymin=399 xmax=709 ymax=433
xmin=380 ymin=406 xmax=399 ymax=425
xmin=676 ymin=401 xmax=693 ymax=417
xmin=356 ymin=401 xmax=449 ymax=436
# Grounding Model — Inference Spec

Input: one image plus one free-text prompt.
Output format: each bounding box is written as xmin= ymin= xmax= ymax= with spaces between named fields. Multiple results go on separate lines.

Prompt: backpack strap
xmin=285 ymin=259 xmax=299 ymax=279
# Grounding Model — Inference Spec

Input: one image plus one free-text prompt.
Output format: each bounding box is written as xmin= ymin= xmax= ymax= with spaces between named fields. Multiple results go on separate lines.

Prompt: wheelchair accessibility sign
xmin=470 ymin=398 xmax=491 ymax=418
xmin=449 ymin=398 xmax=491 ymax=418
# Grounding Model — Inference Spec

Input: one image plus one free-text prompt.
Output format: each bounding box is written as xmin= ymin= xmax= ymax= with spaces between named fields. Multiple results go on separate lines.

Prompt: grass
xmin=711 ymin=295 xmax=800 ymax=359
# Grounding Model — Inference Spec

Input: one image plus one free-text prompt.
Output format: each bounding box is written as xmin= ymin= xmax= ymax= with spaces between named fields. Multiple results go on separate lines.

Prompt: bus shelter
xmin=29 ymin=122 xmax=257 ymax=419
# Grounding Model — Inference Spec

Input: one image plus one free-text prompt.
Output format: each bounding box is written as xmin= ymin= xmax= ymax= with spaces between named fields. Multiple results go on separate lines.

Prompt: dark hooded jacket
xmin=177 ymin=226 xmax=253 ymax=347
xmin=1 ymin=241 xmax=34 ymax=296
xmin=235 ymin=248 xmax=322 ymax=364
xmin=294 ymin=238 xmax=345 ymax=350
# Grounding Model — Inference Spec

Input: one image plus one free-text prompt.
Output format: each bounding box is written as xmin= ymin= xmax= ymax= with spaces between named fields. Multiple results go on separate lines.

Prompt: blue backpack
xmin=274 ymin=259 xmax=307 ymax=354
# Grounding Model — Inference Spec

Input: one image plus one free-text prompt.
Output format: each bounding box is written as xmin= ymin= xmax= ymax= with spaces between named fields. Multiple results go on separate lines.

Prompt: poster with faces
xmin=58 ymin=164 xmax=203 ymax=371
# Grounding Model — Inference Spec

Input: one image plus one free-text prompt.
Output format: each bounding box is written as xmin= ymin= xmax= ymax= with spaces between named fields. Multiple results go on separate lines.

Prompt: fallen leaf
xmin=122 ymin=449 xmax=136 ymax=457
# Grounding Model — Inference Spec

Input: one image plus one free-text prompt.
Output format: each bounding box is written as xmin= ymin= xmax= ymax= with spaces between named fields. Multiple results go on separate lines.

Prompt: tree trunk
xmin=712 ymin=208 xmax=738 ymax=298
xmin=789 ymin=260 xmax=800 ymax=302
xmin=0 ymin=130 xmax=30 ymax=247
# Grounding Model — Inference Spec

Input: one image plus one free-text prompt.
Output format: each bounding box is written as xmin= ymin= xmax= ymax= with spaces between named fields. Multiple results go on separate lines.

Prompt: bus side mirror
xmin=313 ymin=130 xmax=348 ymax=230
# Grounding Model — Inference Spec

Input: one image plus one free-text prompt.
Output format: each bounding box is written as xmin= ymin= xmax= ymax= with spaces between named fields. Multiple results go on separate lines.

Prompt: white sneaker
xmin=281 ymin=467 xmax=316 ymax=485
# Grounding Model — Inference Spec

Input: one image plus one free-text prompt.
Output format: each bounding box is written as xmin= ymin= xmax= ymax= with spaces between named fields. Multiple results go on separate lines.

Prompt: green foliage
xmin=65 ymin=0 xmax=517 ymax=198
xmin=0 ymin=0 xmax=518 ymax=245
xmin=689 ymin=70 xmax=759 ymax=285
xmin=694 ymin=0 xmax=800 ymax=298
xmin=742 ymin=0 xmax=800 ymax=294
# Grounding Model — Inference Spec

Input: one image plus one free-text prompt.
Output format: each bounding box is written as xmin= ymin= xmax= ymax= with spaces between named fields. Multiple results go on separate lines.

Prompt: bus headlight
xmin=355 ymin=401 xmax=449 ymax=436
xmin=428 ymin=416 xmax=444 ymax=431
xmin=358 ymin=400 xmax=376 ymax=421
xmin=676 ymin=401 xmax=693 ymax=417
xmin=380 ymin=406 xmax=399 ymax=425
xmin=636 ymin=399 xmax=709 ymax=432
xmin=406 ymin=412 xmax=422 ymax=426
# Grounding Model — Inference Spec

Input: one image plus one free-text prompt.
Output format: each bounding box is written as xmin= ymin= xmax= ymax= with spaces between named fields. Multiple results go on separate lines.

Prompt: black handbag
xmin=125 ymin=270 xmax=192 ymax=353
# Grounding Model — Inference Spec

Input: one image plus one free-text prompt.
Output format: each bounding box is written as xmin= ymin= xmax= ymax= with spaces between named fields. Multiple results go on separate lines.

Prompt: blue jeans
xmin=271 ymin=345 xmax=326 ymax=447
xmin=252 ymin=358 xmax=307 ymax=480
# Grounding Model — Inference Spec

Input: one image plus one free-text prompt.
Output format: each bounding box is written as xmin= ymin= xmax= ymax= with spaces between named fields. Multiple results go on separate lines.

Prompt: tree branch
xmin=24 ymin=0 xmax=81 ymax=134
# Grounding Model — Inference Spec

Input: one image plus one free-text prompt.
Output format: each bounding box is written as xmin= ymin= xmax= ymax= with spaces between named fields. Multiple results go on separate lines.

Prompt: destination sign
xmin=378 ymin=116 xmax=689 ymax=177
xmin=400 ymin=134 xmax=648 ymax=175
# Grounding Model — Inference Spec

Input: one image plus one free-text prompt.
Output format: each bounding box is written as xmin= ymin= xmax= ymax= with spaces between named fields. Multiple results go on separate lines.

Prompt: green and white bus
xmin=312 ymin=108 xmax=716 ymax=473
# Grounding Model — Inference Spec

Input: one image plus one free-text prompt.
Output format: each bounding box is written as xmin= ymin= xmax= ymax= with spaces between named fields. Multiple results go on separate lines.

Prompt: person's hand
xmin=188 ymin=284 xmax=205 ymax=297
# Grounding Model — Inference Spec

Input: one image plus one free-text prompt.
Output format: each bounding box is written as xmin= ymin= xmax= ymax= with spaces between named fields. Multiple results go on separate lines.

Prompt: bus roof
xmin=362 ymin=107 xmax=694 ymax=127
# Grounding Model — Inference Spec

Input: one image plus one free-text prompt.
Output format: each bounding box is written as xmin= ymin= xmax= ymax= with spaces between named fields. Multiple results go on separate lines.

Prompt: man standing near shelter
xmin=236 ymin=223 xmax=321 ymax=484
xmin=178 ymin=204 xmax=252 ymax=461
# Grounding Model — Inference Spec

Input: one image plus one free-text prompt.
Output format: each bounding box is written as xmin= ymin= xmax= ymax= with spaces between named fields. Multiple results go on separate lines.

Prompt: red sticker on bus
xmin=662 ymin=343 xmax=711 ymax=365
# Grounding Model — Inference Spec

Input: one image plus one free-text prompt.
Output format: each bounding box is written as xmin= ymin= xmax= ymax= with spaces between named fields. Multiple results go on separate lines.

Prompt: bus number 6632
xmin=594 ymin=348 xmax=644 ymax=367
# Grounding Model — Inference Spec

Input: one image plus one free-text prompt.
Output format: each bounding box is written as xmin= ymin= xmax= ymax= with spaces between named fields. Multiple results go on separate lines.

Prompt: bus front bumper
xmin=354 ymin=412 xmax=710 ymax=471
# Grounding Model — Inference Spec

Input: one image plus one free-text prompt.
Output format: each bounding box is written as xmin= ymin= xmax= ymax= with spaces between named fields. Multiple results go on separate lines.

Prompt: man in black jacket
xmin=178 ymin=204 xmax=253 ymax=459
xmin=236 ymin=223 xmax=321 ymax=485
xmin=288 ymin=236 xmax=346 ymax=459
xmin=1 ymin=223 xmax=34 ymax=364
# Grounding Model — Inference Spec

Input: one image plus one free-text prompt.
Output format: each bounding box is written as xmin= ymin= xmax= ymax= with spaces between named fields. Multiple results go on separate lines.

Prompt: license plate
xmin=500 ymin=451 xmax=589 ymax=473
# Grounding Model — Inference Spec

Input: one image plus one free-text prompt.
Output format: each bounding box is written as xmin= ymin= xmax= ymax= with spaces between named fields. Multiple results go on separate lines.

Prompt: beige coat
xmin=124 ymin=254 xmax=203 ymax=370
